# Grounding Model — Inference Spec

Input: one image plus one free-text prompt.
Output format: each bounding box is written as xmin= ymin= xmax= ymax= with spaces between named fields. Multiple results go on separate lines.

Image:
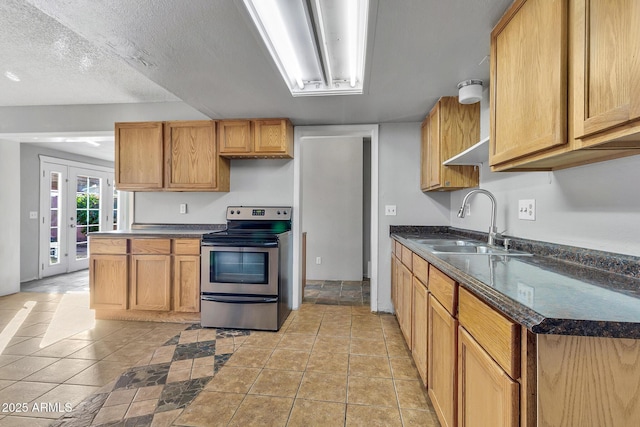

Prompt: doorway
xmin=39 ymin=157 xmax=116 ymax=278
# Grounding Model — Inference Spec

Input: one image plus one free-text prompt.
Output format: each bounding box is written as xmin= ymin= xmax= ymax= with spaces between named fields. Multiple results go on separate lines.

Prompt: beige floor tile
xmin=191 ymin=364 xmax=213 ymax=379
xmin=386 ymin=340 xmax=412 ymax=358
xmin=306 ymin=351 xmax=349 ymax=374
xmin=242 ymin=332 xmax=284 ymax=349
xmin=104 ymin=388 xmax=137 ymax=407
xmin=0 ymin=356 xmax=59 ymax=381
xmin=178 ymin=330 xmax=199 ymax=344
xmin=277 ymin=333 xmax=316 ymax=351
xmin=318 ymin=324 xmax=351 ymax=337
xmin=31 ymin=339 xmax=92 ymax=358
xmin=148 ymin=345 xmax=176 ymax=364
xmin=324 ymin=305 xmax=353 ymax=316
xmin=0 ymin=381 xmax=56 ymax=407
xmin=15 ymin=323 xmax=49 ymax=337
xmin=351 ymin=306 xmax=374 ymax=315
xmin=0 ymin=355 xmax=22 ymax=369
xmin=351 ymin=327 xmax=385 ymax=340
xmin=286 ymin=321 xmax=320 ymax=335
xmin=64 ymin=360 xmax=131 ymax=386
xmin=166 ymin=368 xmax=191 ymax=383
xmin=248 ymin=369 xmax=303 ymax=397
xmin=228 ymin=395 xmax=293 ymax=427
xmin=225 ymin=346 xmax=273 ymax=368
xmin=192 ymin=355 xmax=215 ymax=367
xmin=287 ymin=399 xmax=346 ymax=426
xmin=170 ymin=359 xmax=193 ymax=371
xmin=347 ymin=377 xmax=397 ymax=407
xmin=150 ymin=408 xmax=183 ymax=427
xmin=66 ymin=340 xmax=124 ymax=360
xmin=196 ymin=328 xmax=218 ymax=342
xmin=313 ymin=335 xmax=351 ymax=353
xmin=350 ymin=338 xmax=387 ymax=356
xmin=174 ymin=391 xmax=244 ymax=427
xmin=389 ymin=357 xmax=421 ymax=380
xmin=346 ymin=404 xmax=403 ymax=426
xmin=205 ymin=366 xmax=261 ymax=394
xmin=92 ymin=403 xmax=129 ymax=425
xmin=395 ymin=379 xmax=430 ymax=409
xmin=297 ymin=371 xmax=347 ymax=403
xmin=27 ymin=384 xmax=100 ymax=419
xmin=401 ymin=408 xmax=441 ymax=426
xmin=2 ymin=338 xmax=45 ymax=356
xmin=126 ymin=398 xmax=157 ymax=418
xmin=23 ymin=358 xmax=95 ymax=383
xmin=0 ymin=415 xmax=53 ymax=426
xmin=265 ymin=349 xmax=310 ymax=371
xmin=0 ymin=380 xmax=15 ymax=390
xmin=134 ymin=384 xmax=164 ymax=402
xmin=349 ymin=355 xmax=391 ymax=378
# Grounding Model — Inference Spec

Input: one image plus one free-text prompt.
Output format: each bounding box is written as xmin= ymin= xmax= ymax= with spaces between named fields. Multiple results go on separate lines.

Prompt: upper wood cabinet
xmin=115 ymin=120 xmax=230 ymax=192
xmin=421 ymin=97 xmax=480 ymax=192
xmin=218 ymin=118 xmax=294 ymax=158
xmin=115 ymin=122 xmax=164 ymax=190
xmin=573 ymin=0 xmax=640 ymax=141
xmin=490 ymin=0 xmax=640 ymax=171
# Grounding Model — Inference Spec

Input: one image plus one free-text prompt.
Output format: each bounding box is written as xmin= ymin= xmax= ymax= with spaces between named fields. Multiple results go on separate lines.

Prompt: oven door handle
xmin=201 ymin=295 xmax=278 ymax=304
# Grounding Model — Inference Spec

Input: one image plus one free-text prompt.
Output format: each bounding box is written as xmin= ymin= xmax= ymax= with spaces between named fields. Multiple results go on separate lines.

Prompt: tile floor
xmin=303 ymin=279 xmax=370 ymax=306
xmin=1 ymin=272 xmax=439 ymax=426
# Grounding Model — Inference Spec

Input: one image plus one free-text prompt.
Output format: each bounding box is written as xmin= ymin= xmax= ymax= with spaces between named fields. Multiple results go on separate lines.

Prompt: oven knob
xmin=236 ymin=210 xmax=241 ymax=214
xmin=230 ymin=210 xmax=235 ymax=214
xmin=277 ymin=210 xmax=281 ymax=215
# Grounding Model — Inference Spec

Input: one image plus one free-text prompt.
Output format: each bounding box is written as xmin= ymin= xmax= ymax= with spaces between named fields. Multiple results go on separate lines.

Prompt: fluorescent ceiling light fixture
xmin=5 ymin=71 xmax=21 ymax=82
xmin=243 ymin=0 xmax=369 ymax=96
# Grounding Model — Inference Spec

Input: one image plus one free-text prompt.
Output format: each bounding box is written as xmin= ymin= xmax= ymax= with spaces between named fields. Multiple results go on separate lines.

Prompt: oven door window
xmin=210 ymin=251 xmax=269 ymax=285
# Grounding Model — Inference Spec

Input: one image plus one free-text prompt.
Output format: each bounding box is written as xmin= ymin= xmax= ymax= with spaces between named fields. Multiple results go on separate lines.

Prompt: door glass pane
xmin=210 ymin=251 xmax=269 ymax=284
xmin=75 ymin=175 xmax=101 ymax=260
xmin=49 ymin=172 xmax=61 ymax=265
xmin=113 ymin=187 xmax=119 ymax=230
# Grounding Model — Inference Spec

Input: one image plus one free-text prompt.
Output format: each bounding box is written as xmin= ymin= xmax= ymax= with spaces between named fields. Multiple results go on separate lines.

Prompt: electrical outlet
xmin=517 ymin=282 xmax=535 ymax=306
xmin=315 ymin=257 xmax=322 ymax=265
xmin=29 ymin=211 xmax=38 ymax=219
xmin=518 ymin=199 xmax=535 ymax=220
xmin=385 ymin=205 xmax=397 ymax=216
xmin=179 ymin=203 xmax=187 ymax=214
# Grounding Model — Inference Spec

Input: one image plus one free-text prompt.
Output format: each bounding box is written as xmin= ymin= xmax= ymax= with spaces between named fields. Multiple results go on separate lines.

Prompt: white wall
xmin=450 ymin=88 xmax=640 ymax=257
xmin=301 ymin=137 xmax=363 ymax=281
xmin=0 ymin=140 xmax=21 ymax=295
xmin=134 ymin=159 xmax=294 ymax=224
xmin=377 ymin=123 xmax=451 ymax=312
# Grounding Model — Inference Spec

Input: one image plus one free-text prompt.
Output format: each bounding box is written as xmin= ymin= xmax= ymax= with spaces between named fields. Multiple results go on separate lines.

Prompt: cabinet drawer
xmin=173 ymin=238 xmax=201 ymax=255
xmin=131 ymin=238 xmax=171 ymax=255
xmin=89 ymin=238 xmax=127 ymax=255
xmin=412 ymin=254 xmax=429 ymax=285
xmin=458 ymin=287 xmax=521 ymax=379
xmin=429 ymin=266 xmax=457 ymax=316
xmin=401 ymin=245 xmax=413 ymax=270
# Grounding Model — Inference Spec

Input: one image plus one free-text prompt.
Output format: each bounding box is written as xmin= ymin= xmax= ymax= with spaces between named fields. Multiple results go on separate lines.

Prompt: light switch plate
xmin=385 ymin=205 xmax=397 ymax=216
xmin=179 ymin=203 xmax=187 ymax=214
xmin=517 ymin=282 xmax=535 ymax=306
xmin=29 ymin=211 xmax=38 ymax=219
xmin=518 ymin=199 xmax=535 ymax=220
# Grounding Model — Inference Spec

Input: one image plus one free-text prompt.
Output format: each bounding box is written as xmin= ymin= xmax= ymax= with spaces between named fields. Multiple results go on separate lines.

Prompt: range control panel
xmin=226 ymin=206 xmax=292 ymax=221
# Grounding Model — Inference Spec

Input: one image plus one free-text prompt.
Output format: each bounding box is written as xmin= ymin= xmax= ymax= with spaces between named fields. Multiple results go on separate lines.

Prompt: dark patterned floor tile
xmin=172 ymin=340 xmax=216 ymax=361
xmin=185 ymin=323 xmax=203 ymax=331
xmin=162 ymin=335 xmax=180 ymax=346
xmin=114 ymin=363 xmax=171 ymax=390
xmin=216 ymin=329 xmax=251 ymax=338
xmin=156 ymin=377 xmax=212 ymax=412
xmin=50 ymin=392 xmax=109 ymax=426
xmin=214 ymin=353 xmax=232 ymax=373
xmin=304 ymin=283 xmax=323 ymax=290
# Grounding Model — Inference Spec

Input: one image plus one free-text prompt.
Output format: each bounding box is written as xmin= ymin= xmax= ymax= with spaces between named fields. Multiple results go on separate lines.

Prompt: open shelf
xmin=443 ymin=136 xmax=489 ymax=166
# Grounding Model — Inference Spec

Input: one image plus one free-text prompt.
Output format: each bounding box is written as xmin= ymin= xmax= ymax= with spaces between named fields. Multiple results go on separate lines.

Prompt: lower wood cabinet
xmin=90 ymin=254 xmax=128 ymax=310
xmin=173 ymin=255 xmax=201 ymax=313
xmin=399 ymin=261 xmax=413 ymax=347
xmin=428 ymin=295 xmax=458 ymax=427
xmin=412 ymin=276 xmax=429 ymax=386
xmin=458 ymin=326 xmax=519 ymax=427
xmin=129 ymin=254 xmax=172 ymax=311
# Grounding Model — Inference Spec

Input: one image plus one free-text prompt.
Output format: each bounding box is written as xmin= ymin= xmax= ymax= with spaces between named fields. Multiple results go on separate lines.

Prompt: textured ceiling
xmin=0 ymin=0 xmax=179 ymax=106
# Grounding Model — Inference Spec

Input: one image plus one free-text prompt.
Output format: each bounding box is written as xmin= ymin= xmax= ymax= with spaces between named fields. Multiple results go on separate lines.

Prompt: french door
xmin=40 ymin=158 xmax=116 ymax=277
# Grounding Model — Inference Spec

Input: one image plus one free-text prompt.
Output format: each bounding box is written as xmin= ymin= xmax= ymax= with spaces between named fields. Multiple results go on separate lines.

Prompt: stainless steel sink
xmin=430 ymin=245 xmax=531 ymax=256
xmin=409 ymin=238 xmax=478 ymax=246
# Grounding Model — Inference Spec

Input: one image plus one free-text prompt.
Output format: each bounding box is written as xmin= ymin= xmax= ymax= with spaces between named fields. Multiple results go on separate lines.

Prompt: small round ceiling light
xmin=457 ymin=79 xmax=483 ymax=104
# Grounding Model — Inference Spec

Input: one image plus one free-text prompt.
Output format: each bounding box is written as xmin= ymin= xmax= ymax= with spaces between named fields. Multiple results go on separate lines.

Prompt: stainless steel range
xmin=200 ymin=206 xmax=292 ymax=331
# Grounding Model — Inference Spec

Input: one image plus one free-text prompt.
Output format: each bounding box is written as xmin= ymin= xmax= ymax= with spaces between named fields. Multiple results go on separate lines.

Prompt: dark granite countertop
xmin=391 ymin=227 xmax=640 ymax=339
xmin=89 ymin=223 xmax=226 ymax=239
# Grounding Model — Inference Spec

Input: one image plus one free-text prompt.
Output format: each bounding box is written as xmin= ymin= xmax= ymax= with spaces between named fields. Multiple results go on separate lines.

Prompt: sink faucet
xmin=457 ymin=189 xmax=498 ymax=246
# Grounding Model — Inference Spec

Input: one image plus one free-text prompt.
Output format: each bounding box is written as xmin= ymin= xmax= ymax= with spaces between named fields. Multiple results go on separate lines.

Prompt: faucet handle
xmin=502 ymin=238 xmax=511 ymax=250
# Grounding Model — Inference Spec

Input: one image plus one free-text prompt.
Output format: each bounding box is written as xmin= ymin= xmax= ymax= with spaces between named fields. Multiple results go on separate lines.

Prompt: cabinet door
xmin=412 ymin=277 xmax=428 ymax=386
xmin=391 ymin=255 xmax=398 ymax=310
xmin=427 ymin=104 xmax=441 ymax=189
xmin=400 ymin=263 xmax=413 ymax=348
xmin=173 ymin=255 xmax=200 ymax=313
xmin=458 ymin=326 xmax=519 ymax=427
xmin=254 ymin=119 xmax=293 ymax=156
xmin=218 ymin=120 xmax=252 ymax=154
xmin=573 ymin=0 xmax=640 ymax=139
xmin=115 ymin=122 xmax=164 ymax=190
xmin=490 ymin=0 xmax=568 ymax=166
xmin=90 ymin=255 xmax=128 ymax=310
xmin=420 ymin=118 xmax=430 ymax=191
xmin=130 ymin=255 xmax=171 ymax=311
xmin=164 ymin=121 xmax=220 ymax=190
xmin=428 ymin=295 xmax=458 ymax=427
